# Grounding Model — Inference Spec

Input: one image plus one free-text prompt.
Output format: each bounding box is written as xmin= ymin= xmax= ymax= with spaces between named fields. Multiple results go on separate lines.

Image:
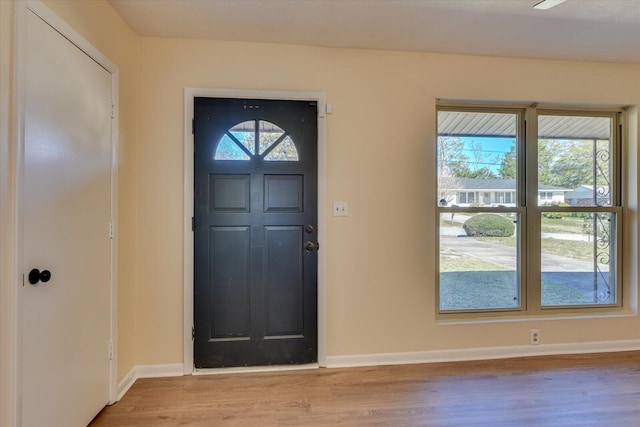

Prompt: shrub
xmin=542 ymin=212 xmax=564 ymax=219
xmin=463 ymin=214 xmax=515 ymax=237
xmin=541 ymin=202 xmax=570 ymax=219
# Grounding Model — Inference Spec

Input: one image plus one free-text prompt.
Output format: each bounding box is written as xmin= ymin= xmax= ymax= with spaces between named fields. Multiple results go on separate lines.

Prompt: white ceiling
xmin=109 ymin=0 xmax=640 ymax=63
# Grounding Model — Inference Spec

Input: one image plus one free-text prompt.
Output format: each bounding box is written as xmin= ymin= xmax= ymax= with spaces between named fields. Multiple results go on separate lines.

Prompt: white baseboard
xmin=116 ymin=363 xmax=184 ymax=401
xmin=114 ymin=340 xmax=640 ymax=400
xmin=115 ymin=367 xmax=137 ymax=401
xmin=325 ymin=339 xmax=640 ymax=368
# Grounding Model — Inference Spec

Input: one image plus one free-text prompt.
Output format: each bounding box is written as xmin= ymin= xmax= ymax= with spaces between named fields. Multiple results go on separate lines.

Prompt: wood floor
xmin=91 ymin=351 xmax=640 ymax=426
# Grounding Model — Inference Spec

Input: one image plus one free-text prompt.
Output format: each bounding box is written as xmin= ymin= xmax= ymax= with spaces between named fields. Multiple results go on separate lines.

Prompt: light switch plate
xmin=333 ymin=201 xmax=349 ymax=217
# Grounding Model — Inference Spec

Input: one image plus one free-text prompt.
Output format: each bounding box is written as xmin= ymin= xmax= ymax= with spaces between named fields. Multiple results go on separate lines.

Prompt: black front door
xmin=193 ymin=97 xmax=318 ymax=368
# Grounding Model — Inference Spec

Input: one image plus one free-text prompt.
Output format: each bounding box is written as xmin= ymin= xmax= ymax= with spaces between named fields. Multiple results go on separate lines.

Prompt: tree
xmin=438 ymin=137 xmax=501 ymax=178
xmin=498 ymin=146 xmax=517 ymax=179
xmin=497 ymin=139 xmax=610 ymax=190
xmin=437 ymin=137 xmax=467 ymax=204
xmin=438 ymin=136 xmax=501 ymax=203
xmin=437 ymin=137 xmax=467 ymax=177
xmin=538 ymin=139 xmax=609 ymax=189
xmin=448 ymin=140 xmax=498 ymax=179
xmin=453 ymin=166 xmax=498 ymax=179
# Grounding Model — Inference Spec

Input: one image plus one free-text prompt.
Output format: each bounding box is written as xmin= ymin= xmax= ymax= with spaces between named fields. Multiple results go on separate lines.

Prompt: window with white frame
xmin=458 ymin=191 xmax=475 ymax=204
xmin=495 ymin=191 xmax=515 ymax=204
xmin=437 ymin=104 xmax=622 ymax=315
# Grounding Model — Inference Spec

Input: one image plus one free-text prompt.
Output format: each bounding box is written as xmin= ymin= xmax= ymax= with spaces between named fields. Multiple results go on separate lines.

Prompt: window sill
xmin=436 ymin=309 xmax=637 ymax=326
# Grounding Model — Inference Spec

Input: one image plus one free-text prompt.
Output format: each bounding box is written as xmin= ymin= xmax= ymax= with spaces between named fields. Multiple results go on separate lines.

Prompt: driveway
xmin=440 ymin=232 xmax=610 ymax=302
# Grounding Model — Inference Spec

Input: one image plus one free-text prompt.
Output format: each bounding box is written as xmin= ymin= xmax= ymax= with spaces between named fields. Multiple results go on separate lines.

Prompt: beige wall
xmin=136 ymin=36 xmax=640 ymax=364
xmin=39 ymin=0 xmax=139 ymax=379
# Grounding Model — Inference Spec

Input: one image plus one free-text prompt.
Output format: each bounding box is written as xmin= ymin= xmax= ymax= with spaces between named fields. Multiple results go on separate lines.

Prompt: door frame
xmin=183 ymin=88 xmax=327 ymax=374
xmin=9 ymin=1 xmax=120 ymax=424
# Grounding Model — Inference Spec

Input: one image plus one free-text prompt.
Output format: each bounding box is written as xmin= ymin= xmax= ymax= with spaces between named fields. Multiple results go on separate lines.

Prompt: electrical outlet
xmin=530 ymin=329 xmax=541 ymax=345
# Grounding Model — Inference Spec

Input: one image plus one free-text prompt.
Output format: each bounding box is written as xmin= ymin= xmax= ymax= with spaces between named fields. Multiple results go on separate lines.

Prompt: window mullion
xmin=524 ymin=107 xmax=541 ymax=312
xmin=613 ymin=112 xmax=622 ymax=207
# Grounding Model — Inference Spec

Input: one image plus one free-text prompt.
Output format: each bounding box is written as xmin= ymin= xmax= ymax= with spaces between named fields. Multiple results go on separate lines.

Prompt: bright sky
xmin=460 ymin=136 xmax=515 ymax=173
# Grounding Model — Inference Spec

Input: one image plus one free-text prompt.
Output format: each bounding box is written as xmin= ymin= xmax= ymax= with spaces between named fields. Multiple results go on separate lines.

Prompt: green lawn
xmin=541 ymin=280 xmax=594 ymax=305
xmin=439 ymin=216 xmax=465 ymax=227
xmin=440 ymin=248 xmax=510 ymax=272
xmin=540 ymin=216 xmax=586 ymax=234
xmin=473 ymin=236 xmax=595 ymax=262
xmin=439 ymin=271 xmax=518 ymax=310
xmin=439 ymin=273 xmax=593 ymax=310
xmin=541 ymin=239 xmax=594 ymax=262
xmin=439 ymin=215 xmax=601 ymax=309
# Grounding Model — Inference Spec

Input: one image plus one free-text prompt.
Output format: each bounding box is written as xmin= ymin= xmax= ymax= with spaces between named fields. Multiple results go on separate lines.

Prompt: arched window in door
xmin=214 ymin=120 xmax=299 ymax=161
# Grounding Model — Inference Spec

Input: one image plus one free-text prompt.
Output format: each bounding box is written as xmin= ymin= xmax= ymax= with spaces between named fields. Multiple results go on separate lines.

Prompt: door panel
xmin=210 ymin=175 xmax=250 ymax=212
xmin=21 ymin=10 xmax=112 ymax=427
xmin=264 ymin=175 xmax=303 ymax=212
xmin=209 ymin=226 xmax=251 ymax=340
xmin=264 ymin=226 xmax=304 ymax=337
xmin=194 ymin=98 xmax=317 ymax=368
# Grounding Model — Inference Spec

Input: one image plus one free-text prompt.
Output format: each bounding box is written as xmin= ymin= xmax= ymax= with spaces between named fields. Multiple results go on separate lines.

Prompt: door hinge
xmin=111 ymin=104 xmax=116 ymax=119
xmin=108 ymin=342 xmax=114 ymax=360
xmin=192 ymin=326 xmax=195 ymax=340
xmin=109 ymin=222 xmax=114 ymax=239
xmin=192 ymin=216 xmax=195 ymax=232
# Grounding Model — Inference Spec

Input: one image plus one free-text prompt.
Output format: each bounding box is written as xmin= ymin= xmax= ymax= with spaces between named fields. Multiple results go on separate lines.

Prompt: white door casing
xmin=16 ymin=1 xmax=119 ymax=425
xmin=183 ymin=88 xmax=328 ymax=374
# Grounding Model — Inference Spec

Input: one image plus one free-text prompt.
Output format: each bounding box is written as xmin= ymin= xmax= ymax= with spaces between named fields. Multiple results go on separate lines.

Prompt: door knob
xmin=28 ymin=269 xmax=51 ymax=285
xmin=304 ymin=241 xmax=316 ymax=252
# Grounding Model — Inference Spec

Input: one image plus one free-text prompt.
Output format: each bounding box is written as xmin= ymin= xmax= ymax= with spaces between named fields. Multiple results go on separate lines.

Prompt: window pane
xmin=264 ymin=136 xmax=299 ymax=161
xmin=437 ymin=111 xmax=517 ymax=207
xmin=258 ymin=120 xmax=285 ymax=154
xmin=229 ymin=121 xmax=256 ymax=154
xmin=214 ymin=134 xmax=250 ymax=160
xmin=439 ymin=212 xmax=520 ymax=311
xmin=538 ymin=115 xmax=612 ymax=207
xmin=540 ymin=212 xmax=616 ymax=306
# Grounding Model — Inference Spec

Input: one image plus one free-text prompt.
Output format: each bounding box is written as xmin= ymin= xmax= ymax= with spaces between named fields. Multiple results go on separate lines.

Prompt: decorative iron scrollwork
xmin=595 ymin=146 xmax=611 ymax=206
xmin=594 ymin=213 xmax=611 ymax=303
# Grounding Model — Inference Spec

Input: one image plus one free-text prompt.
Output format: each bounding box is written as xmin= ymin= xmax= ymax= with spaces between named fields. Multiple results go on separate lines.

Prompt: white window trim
xmin=436 ymin=102 xmax=629 ymax=319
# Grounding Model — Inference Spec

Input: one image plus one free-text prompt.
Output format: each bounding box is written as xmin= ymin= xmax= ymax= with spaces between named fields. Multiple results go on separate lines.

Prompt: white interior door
xmin=21 ymin=8 xmax=113 ymax=427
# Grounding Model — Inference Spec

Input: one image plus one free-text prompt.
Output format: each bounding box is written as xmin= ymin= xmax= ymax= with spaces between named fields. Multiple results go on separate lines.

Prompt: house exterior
xmin=565 ymin=185 xmax=610 ymax=206
xmin=439 ymin=178 xmax=567 ymax=207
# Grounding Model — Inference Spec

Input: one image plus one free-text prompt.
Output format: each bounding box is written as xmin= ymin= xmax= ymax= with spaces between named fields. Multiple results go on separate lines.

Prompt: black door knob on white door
xmin=29 ymin=269 xmax=51 ymax=285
